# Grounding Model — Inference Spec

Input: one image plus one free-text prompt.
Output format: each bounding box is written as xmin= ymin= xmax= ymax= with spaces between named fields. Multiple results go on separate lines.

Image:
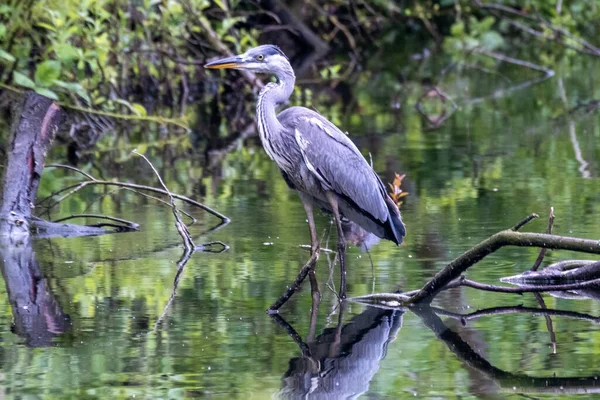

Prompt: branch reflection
xmin=412 ymin=305 xmax=600 ymax=395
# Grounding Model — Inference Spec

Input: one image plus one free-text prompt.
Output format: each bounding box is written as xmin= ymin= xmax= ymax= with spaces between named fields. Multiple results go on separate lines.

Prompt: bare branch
xmin=512 ymin=213 xmax=539 ymax=231
xmin=531 ymin=207 xmax=555 ymax=271
xmin=133 ymin=150 xmax=195 ymax=252
xmin=52 ymin=214 xmax=139 ymax=230
xmin=37 ymin=178 xmax=229 ymax=223
xmin=46 ymin=164 xmax=96 ymax=181
xmin=268 ymin=249 xmax=320 ymax=313
xmin=472 ymin=49 xmax=554 ymax=76
xmin=408 ymin=229 xmax=600 ymax=304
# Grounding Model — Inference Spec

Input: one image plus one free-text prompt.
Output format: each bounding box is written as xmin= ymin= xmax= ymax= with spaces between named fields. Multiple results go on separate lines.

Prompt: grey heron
xmin=205 ymin=45 xmax=406 ymax=298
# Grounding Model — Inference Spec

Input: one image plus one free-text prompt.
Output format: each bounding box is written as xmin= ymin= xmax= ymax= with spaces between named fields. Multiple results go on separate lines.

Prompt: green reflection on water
xmin=0 ymin=56 xmax=600 ymax=399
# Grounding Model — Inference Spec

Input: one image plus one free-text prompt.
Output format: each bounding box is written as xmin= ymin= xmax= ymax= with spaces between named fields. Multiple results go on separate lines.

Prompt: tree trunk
xmin=0 ymin=92 xmax=65 ymax=236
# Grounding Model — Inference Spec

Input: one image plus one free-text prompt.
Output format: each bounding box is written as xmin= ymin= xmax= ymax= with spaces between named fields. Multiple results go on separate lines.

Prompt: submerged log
xmin=502 ymin=260 xmax=600 ymax=284
xmin=501 ymin=259 xmax=600 ymax=301
xmin=0 ymin=92 xmax=65 ymax=236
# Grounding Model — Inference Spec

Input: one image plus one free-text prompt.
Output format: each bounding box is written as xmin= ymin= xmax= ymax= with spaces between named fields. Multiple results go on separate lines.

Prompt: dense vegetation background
xmin=1 ymin=0 xmax=598 ymax=137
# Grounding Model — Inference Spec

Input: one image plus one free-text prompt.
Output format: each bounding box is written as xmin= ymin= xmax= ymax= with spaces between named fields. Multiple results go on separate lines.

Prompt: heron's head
xmin=204 ymin=45 xmax=292 ymax=76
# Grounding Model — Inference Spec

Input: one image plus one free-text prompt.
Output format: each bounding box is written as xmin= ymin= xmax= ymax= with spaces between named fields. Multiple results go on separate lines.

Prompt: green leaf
xmin=131 ymin=103 xmax=147 ymax=117
xmin=481 ymin=31 xmax=505 ymax=51
xmin=34 ymin=87 xmax=59 ymax=100
xmin=36 ymin=22 xmax=56 ymax=32
xmin=135 ymin=144 xmax=148 ymax=155
xmin=13 ymin=71 xmax=36 ymax=89
xmin=35 ymin=60 xmax=62 ymax=87
xmin=53 ymin=80 xmax=91 ymax=104
xmin=213 ymin=0 xmax=228 ymax=11
xmin=53 ymin=43 xmax=79 ymax=63
xmin=450 ymin=21 xmax=465 ymax=37
xmin=0 ymin=49 xmax=15 ymax=63
xmin=113 ymin=98 xmax=145 ymax=116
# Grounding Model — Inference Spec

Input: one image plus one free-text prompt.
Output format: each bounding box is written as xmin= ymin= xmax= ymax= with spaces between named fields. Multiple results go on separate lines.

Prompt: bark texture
xmin=0 ymin=92 xmax=65 ymax=236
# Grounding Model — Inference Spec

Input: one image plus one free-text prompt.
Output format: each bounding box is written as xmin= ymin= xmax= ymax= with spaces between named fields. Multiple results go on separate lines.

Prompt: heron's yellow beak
xmin=204 ymin=55 xmax=244 ymax=69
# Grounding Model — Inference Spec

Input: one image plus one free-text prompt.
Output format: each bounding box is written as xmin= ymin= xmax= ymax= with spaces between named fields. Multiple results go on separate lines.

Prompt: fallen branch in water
xmin=408 ymin=229 xmax=600 ymax=304
xmin=52 ymin=214 xmax=140 ymax=231
xmin=350 ymin=212 xmax=600 ymax=306
xmin=502 ymin=260 xmax=600 ymax=285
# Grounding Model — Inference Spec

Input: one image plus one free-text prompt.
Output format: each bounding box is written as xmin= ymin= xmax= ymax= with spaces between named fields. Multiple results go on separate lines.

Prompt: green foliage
xmin=0 ymin=0 xmax=257 ymax=124
xmin=445 ymin=16 xmax=505 ymax=58
xmin=0 ymin=0 xmax=597 ymax=111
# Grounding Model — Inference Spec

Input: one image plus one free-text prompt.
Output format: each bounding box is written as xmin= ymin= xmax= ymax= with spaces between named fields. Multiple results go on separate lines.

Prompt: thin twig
xmin=430 ymin=305 xmax=600 ymax=325
xmin=472 ymin=49 xmax=555 ymax=76
xmin=531 ymin=207 xmax=555 ymax=271
xmin=133 ymin=150 xmax=194 ymax=251
xmin=46 ymin=164 xmax=96 ymax=181
xmin=52 ymin=214 xmax=139 ymax=230
xmin=196 ymin=241 xmax=229 ymax=253
xmin=269 ymin=314 xmax=312 ymax=358
xmin=299 ymin=244 xmax=335 ymax=254
xmin=474 ymin=1 xmax=600 ymax=57
xmin=512 ymin=213 xmax=539 ymax=231
xmin=121 ymin=187 xmax=197 ymax=225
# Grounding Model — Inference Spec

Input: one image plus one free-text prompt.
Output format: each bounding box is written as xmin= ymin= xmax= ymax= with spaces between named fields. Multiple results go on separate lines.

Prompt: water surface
xmin=1 ymin=55 xmax=600 ymax=399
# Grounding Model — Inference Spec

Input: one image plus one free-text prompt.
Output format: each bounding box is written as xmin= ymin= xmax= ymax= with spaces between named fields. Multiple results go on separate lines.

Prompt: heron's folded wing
xmin=292 ymin=115 xmax=388 ymax=223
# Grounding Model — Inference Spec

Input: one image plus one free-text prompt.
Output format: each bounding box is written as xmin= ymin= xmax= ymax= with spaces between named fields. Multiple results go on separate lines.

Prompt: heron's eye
xmin=257 ymin=54 xmax=264 ymax=61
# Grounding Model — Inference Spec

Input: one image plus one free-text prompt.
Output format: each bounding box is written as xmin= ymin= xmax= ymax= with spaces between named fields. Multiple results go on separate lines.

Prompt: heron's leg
xmin=325 ymin=191 xmax=347 ymax=299
xmin=300 ymin=195 xmax=321 ymax=302
xmin=267 ymin=195 xmax=321 ymax=313
xmin=300 ymin=195 xmax=319 ymax=254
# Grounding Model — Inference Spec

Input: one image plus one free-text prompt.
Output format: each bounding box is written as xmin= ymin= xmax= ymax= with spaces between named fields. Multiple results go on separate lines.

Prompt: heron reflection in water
xmin=272 ymin=305 xmax=403 ymax=399
xmin=205 ymin=45 xmax=405 ymax=297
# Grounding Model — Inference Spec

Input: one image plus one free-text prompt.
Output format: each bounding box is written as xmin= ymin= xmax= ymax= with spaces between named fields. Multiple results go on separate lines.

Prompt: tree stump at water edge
xmin=0 ymin=92 xmax=65 ymax=236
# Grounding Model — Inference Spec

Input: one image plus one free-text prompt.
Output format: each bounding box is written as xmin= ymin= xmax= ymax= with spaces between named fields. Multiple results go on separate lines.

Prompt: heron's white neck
xmin=256 ymin=69 xmax=295 ymax=159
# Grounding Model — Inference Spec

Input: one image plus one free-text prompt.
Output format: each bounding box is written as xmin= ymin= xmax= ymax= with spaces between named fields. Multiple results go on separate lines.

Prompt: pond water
xmin=1 ymin=54 xmax=600 ymax=399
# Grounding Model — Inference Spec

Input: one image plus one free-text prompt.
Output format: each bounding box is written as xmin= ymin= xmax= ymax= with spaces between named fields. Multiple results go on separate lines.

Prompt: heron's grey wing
xmin=279 ymin=107 xmax=389 ymax=222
